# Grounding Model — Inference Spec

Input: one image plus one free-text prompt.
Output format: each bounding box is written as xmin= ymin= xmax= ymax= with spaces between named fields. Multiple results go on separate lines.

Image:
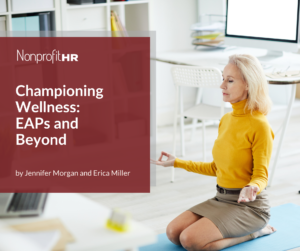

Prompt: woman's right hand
xmin=150 ymin=151 xmax=176 ymax=167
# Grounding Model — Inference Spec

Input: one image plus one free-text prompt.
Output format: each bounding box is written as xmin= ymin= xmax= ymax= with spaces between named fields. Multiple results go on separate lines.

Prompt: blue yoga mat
xmin=140 ymin=203 xmax=300 ymax=251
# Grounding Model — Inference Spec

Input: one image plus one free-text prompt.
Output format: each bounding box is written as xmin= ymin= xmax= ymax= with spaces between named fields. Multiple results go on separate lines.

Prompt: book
xmin=25 ymin=16 xmax=40 ymax=37
xmin=12 ymin=17 xmax=26 ymax=37
xmin=112 ymin=10 xmax=128 ymax=37
xmin=192 ymin=32 xmax=224 ymax=40
xmin=12 ymin=16 xmax=40 ymax=37
xmin=111 ymin=14 xmax=121 ymax=37
xmin=39 ymin=12 xmax=51 ymax=37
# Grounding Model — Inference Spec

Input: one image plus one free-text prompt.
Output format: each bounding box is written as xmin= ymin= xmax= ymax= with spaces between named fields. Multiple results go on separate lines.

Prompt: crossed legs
xmin=166 ymin=211 xmax=276 ymax=251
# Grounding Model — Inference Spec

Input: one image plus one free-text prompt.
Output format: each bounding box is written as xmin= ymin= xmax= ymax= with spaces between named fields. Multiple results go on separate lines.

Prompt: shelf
xmin=110 ymin=1 xmax=149 ymax=6
xmin=11 ymin=8 xmax=56 ymax=15
xmin=66 ymin=0 xmax=148 ymax=9
xmin=68 ymin=28 xmax=108 ymax=32
xmin=66 ymin=3 xmax=108 ymax=10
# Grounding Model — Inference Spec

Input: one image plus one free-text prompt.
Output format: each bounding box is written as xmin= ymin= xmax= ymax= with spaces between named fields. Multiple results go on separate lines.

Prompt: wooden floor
xmin=81 ymin=115 xmax=300 ymax=250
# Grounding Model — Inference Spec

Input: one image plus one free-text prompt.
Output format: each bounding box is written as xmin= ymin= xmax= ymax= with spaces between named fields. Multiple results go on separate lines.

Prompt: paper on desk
xmin=10 ymin=218 xmax=75 ymax=251
xmin=266 ymin=70 xmax=300 ymax=79
xmin=191 ymin=22 xmax=225 ymax=31
xmin=0 ymin=230 xmax=60 ymax=251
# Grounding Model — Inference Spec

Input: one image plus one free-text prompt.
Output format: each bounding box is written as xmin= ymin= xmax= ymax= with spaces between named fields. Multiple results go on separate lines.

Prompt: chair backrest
xmin=171 ymin=65 xmax=225 ymax=116
xmin=171 ymin=65 xmax=222 ymax=88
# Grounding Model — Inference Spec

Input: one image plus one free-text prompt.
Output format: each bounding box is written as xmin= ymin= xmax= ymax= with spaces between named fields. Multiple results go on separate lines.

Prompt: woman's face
xmin=220 ymin=63 xmax=248 ymax=104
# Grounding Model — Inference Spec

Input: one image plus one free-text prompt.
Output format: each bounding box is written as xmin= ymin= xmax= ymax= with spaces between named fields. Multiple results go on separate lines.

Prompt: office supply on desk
xmin=266 ymin=70 xmax=300 ymax=79
xmin=191 ymin=14 xmax=226 ymax=49
xmin=0 ymin=193 xmax=48 ymax=217
xmin=191 ymin=21 xmax=225 ymax=32
xmin=171 ymin=65 xmax=232 ymax=182
xmin=11 ymin=218 xmax=75 ymax=251
xmin=106 ymin=209 xmax=131 ymax=232
xmin=0 ymin=230 xmax=60 ymax=251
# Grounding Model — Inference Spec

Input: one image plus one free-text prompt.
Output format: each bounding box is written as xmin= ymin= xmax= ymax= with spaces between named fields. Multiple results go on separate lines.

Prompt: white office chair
xmin=171 ymin=65 xmax=232 ymax=182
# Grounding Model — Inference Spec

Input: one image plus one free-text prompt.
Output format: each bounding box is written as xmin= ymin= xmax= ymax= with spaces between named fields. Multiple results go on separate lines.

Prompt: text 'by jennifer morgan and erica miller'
xmin=15 ymin=170 xmax=131 ymax=178
xmin=15 ymin=49 xmax=104 ymax=148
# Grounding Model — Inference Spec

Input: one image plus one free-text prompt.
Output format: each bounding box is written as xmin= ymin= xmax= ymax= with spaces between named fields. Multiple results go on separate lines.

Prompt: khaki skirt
xmin=188 ymin=185 xmax=271 ymax=239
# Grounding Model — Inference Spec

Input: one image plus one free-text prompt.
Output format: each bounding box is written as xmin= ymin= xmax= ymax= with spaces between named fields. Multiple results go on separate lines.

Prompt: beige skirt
xmin=188 ymin=185 xmax=271 ymax=239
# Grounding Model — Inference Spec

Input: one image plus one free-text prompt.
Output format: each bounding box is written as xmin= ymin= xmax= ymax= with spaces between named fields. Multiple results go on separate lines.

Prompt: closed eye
xmin=222 ymin=79 xmax=233 ymax=83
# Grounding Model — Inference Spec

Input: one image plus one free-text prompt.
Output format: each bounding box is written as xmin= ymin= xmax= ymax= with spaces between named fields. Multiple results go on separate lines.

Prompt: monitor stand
xmin=257 ymin=50 xmax=284 ymax=69
xmin=257 ymin=50 xmax=284 ymax=62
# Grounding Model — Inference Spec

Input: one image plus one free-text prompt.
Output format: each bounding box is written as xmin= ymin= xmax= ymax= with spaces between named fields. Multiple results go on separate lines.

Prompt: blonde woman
xmin=151 ymin=54 xmax=277 ymax=250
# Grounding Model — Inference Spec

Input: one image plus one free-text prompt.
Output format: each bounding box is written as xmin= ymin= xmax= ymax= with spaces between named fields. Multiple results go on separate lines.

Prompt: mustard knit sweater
xmin=174 ymin=98 xmax=274 ymax=194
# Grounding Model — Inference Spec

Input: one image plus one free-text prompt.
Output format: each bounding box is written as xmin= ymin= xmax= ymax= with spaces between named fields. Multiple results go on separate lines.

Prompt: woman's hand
xmin=237 ymin=185 xmax=260 ymax=203
xmin=150 ymin=151 xmax=176 ymax=167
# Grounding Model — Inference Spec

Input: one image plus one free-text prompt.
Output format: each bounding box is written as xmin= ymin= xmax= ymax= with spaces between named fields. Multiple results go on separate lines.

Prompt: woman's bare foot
xmin=250 ymin=225 xmax=277 ymax=239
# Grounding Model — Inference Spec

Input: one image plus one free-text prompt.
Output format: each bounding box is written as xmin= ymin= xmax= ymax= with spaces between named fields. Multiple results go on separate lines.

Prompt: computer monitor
xmin=225 ymin=0 xmax=300 ymax=61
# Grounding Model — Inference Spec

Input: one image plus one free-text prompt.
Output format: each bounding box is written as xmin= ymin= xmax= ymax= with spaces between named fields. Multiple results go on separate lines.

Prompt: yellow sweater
xmin=174 ymin=98 xmax=274 ymax=194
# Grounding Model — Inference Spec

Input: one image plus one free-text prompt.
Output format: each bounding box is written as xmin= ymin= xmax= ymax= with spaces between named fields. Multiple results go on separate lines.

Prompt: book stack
xmin=110 ymin=10 xmax=128 ymax=37
xmin=12 ymin=12 xmax=51 ymax=37
xmin=191 ymin=21 xmax=225 ymax=48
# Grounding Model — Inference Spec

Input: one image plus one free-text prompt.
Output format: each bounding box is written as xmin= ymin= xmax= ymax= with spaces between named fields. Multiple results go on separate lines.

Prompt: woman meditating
xmin=151 ymin=54 xmax=277 ymax=250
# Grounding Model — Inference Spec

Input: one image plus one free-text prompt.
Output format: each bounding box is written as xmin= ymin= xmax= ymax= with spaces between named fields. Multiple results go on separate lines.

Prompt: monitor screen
xmin=226 ymin=0 xmax=300 ymax=43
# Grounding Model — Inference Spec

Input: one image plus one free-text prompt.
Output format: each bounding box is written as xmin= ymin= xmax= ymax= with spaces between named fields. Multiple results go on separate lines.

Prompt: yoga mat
xmin=140 ymin=203 xmax=300 ymax=251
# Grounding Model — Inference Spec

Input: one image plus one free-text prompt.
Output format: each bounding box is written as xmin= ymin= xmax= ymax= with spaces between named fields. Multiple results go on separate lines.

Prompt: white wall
xmin=149 ymin=0 xmax=198 ymax=53
xmin=198 ymin=0 xmax=225 ymax=17
xmin=149 ymin=0 xmax=199 ymax=126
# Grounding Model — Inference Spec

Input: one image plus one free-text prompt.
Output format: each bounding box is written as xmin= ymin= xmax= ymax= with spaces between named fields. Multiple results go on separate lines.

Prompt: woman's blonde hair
xmin=228 ymin=54 xmax=272 ymax=115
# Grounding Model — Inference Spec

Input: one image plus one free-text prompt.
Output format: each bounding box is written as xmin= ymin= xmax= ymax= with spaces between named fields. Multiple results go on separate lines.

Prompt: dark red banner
xmin=0 ymin=37 xmax=150 ymax=193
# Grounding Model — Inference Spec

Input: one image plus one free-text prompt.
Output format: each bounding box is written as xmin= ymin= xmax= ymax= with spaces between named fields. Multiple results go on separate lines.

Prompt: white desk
xmin=154 ymin=47 xmax=300 ymax=186
xmin=0 ymin=193 xmax=157 ymax=251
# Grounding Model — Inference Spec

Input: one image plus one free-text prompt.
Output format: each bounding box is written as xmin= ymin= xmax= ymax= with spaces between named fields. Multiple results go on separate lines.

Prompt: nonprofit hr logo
xmin=16 ymin=49 xmax=78 ymax=64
